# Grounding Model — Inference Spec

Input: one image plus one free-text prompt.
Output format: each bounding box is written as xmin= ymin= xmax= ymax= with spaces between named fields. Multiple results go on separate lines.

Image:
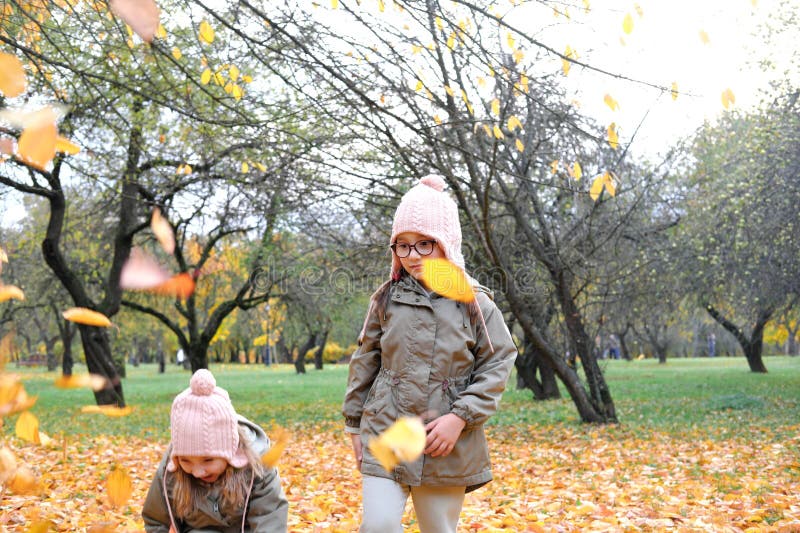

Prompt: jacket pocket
xmin=441 ymin=375 xmax=469 ymax=412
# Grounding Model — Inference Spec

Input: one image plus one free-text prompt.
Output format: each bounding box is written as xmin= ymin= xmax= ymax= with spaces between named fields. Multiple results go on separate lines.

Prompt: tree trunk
xmin=618 ymin=325 xmax=632 ymax=361
xmin=786 ymin=324 xmax=798 ymax=355
xmin=77 ymin=325 xmax=125 ymax=406
xmin=313 ymin=330 xmax=328 ymax=370
xmin=295 ymin=333 xmax=316 ymax=374
xmin=705 ymin=304 xmax=770 ymax=373
xmin=515 ymin=337 xmax=560 ymax=400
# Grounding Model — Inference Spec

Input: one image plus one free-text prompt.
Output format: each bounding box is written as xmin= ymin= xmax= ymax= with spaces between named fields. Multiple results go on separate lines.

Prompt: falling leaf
xmin=0 ymin=331 xmax=13 ymax=368
xmin=569 ymin=161 xmax=583 ymax=180
xmin=17 ymin=107 xmax=57 ymax=170
xmin=368 ymin=417 xmax=426 ymax=472
xmin=107 ymin=466 xmax=133 ymax=507
xmin=198 ymin=20 xmax=215 ymax=44
xmin=151 ymin=207 xmax=175 ymax=254
xmin=149 ymin=272 xmax=196 ymax=300
xmin=507 ymin=115 xmax=522 ymax=131
xmin=0 ymin=375 xmax=37 ymax=416
xmin=15 ymin=411 xmax=40 ymax=444
xmin=80 ymin=405 xmax=134 ymax=417
xmin=699 ymin=29 xmax=710 ymax=44
xmin=120 ymin=247 xmax=170 ymax=290
xmin=54 ymin=374 xmax=108 ymax=391
xmin=108 ymin=0 xmax=160 ymax=43
xmin=0 ymin=446 xmax=18 ymax=482
xmin=261 ymin=426 xmax=291 ymax=468
xmin=515 ymin=139 xmax=524 ymax=153
xmin=420 ymin=258 xmax=475 ymax=303
xmin=607 ymin=123 xmax=619 ymax=149
xmin=603 ymin=94 xmax=620 ymax=111
xmin=492 ymin=125 xmax=504 ymax=139
xmin=0 ymin=285 xmax=25 ymax=302
xmin=622 ymin=13 xmax=634 ymax=34
xmin=0 ymin=52 xmax=26 ymax=98
xmin=671 ymin=82 xmax=679 ymax=101
xmin=62 ymin=307 xmax=112 ymax=328
xmin=54 ymin=136 xmax=80 ymax=155
xmin=721 ymin=88 xmax=736 ymax=109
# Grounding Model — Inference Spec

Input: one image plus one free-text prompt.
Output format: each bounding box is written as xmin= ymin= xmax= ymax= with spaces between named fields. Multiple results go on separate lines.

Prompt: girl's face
xmin=393 ymin=231 xmax=444 ymax=281
xmin=176 ymin=456 xmax=229 ymax=483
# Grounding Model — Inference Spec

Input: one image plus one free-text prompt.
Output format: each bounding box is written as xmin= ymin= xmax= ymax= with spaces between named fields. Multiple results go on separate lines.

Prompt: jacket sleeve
xmin=450 ymin=295 xmax=517 ymax=430
xmin=341 ymin=302 xmax=383 ymax=432
xmin=142 ymin=454 xmax=174 ymax=533
xmin=246 ymin=467 xmax=289 ymax=532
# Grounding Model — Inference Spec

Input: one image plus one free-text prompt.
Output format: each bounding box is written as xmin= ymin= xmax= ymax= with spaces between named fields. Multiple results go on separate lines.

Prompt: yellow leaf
xmin=444 ymin=85 xmax=454 ymax=97
xmin=254 ymin=162 xmax=266 ymax=172
xmin=435 ymin=16 xmax=443 ymax=30
xmin=198 ymin=20 xmax=215 ymax=44
xmin=515 ymin=139 xmax=524 ymax=153
xmin=414 ymin=79 xmax=423 ymax=92
xmin=622 ymin=13 xmax=634 ymax=34
xmin=54 ymin=374 xmax=108 ymax=391
xmin=721 ymin=88 xmax=736 ymax=109
xmin=420 ymin=258 xmax=475 ymax=303
xmin=25 ymin=521 xmax=52 ymax=533
xmin=261 ymin=426 xmax=290 ymax=467
xmin=214 ymin=72 xmax=225 ymax=86
xmin=589 ymin=174 xmax=605 ymax=201
xmin=550 ymin=160 xmax=559 ymax=174
xmin=107 ymin=466 xmax=133 ymax=507
xmin=507 ymin=115 xmax=522 ymax=131
xmin=108 ymin=0 xmax=160 ymax=42
xmin=229 ymin=65 xmax=240 ymax=81
xmin=15 ymin=411 xmax=40 ymax=444
xmin=603 ymin=94 xmax=619 ymax=111
xmin=607 ymin=122 xmax=619 ymax=149
xmin=377 ymin=0 xmax=384 ymax=12
xmin=331 ymin=0 xmax=338 ymax=8
xmin=491 ymin=98 xmax=500 ymax=116
xmin=604 ymin=170 xmax=618 ymax=196
xmin=200 ymin=68 xmax=212 ymax=85
xmin=80 ymin=405 xmax=134 ymax=417
xmin=493 ymin=125 xmax=504 ymax=139
xmin=699 ymin=29 xmax=710 ymax=44
xmin=512 ymin=49 xmax=524 ymax=64
xmin=519 ymin=74 xmax=529 ymax=93
xmin=0 ymin=285 xmax=25 ymax=302
xmin=506 ymin=32 xmax=515 ymax=48
xmin=18 ymin=107 xmax=57 ymax=170
xmin=155 ymin=23 xmax=167 ymax=39
xmin=570 ymin=161 xmax=582 ymax=180
xmin=0 ymin=52 xmax=26 ymax=98
xmin=635 ymin=3 xmax=644 ymax=16
xmin=171 ymin=47 xmax=182 ymax=60
xmin=62 ymin=307 xmax=112 ymax=328
xmin=241 ymin=161 xmax=249 ymax=173
xmin=583 ymin=0 xmax=591 ymax=12
xmin=433 ymin=114 xmax=442 ymax=125
xmin=151 ymin=207 xmax=175 ymax=254
xmin=242 ymin=74 xmax=252 ymax=83
xmin=446 ymin=33 xmax=455 ymax=49
xmin=671 ymin=82 xmax=679 ymax=101
xmin=55 ymin=136 xmax=80 ymax=155
xmin=8 ymin=465 xmax=39 ymax=495
xmin=367 ymin=417 xmax=426 ymax=472
xmin=0 ymin=446 xmax=18 ymax=480
xmin=562 ymin=46 xmax=575 ymax=76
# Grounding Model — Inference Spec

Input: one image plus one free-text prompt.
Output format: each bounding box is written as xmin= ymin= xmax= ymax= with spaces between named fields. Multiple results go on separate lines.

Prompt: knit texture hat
xmin=390 ymin=174 xmax=464 ymax=280
xmin=167 ymin=369 xmax=248 ymax=472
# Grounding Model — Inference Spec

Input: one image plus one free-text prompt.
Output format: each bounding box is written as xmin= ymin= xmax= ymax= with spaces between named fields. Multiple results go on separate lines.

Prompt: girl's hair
xmin=171 ymin=426 xmax=265 ymax=519
xmin=373 ymin=269 xmax=481 ymax=325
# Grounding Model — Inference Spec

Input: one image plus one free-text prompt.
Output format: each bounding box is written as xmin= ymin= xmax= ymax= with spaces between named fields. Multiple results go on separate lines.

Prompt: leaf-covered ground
xmin=2 ymin=424 xmax=799 ymax=532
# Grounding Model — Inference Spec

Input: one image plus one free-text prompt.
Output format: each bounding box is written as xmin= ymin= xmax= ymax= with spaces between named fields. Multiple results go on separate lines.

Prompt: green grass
xmin=4 ymin=356 xmax=800 ymax=442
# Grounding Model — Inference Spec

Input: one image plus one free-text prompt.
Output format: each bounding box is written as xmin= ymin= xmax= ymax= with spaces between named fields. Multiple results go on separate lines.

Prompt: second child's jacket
xmin=342 ymin=275 xmax=517 ymax=491
xmin=142 ymin=416 xmax=289 ymax=533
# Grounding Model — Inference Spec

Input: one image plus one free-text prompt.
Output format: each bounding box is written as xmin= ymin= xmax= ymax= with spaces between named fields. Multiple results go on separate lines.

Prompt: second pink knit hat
xmin=167 ymin=369 xmax=248 ymax=471
xmin=390 ymin=174 xmax=464 ymax=280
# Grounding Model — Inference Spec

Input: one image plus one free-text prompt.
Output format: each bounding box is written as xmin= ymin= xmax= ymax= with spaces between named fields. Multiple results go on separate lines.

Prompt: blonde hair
xmin=171 ymin=426 xmax=265 ymax=519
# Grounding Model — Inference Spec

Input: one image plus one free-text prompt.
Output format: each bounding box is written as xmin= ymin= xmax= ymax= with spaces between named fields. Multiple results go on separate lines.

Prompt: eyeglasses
xmin=390 ymin=239 xmax=437 ymax=258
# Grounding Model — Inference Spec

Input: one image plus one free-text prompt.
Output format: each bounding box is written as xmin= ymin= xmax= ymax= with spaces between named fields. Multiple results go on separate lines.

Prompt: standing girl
xmin=343 ymin=175 xmax=517 ymax=533
xmin=142 ymin=369 xmax=288 ymax=532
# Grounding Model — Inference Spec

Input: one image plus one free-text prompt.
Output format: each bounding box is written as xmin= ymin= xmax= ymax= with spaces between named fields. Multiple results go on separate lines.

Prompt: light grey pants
xmin=360 ymin=475 xmax=466 ymax=533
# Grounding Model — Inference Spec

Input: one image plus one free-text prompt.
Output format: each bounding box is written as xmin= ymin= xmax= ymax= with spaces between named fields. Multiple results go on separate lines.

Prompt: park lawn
xmin=2 ymin=357 xmax=800 ymax=531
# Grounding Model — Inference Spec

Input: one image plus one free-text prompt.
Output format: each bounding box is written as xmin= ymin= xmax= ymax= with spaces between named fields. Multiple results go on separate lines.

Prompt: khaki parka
xmin=142 ymin=416 xmax=288 ymax=532
xmin=343 ymin=275 xmax=517 ymax=492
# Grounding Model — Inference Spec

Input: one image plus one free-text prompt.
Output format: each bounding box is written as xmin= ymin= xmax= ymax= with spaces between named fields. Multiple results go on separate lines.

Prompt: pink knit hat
xmin=390 ymin=174 xmax=464 ymax=280
xmin=167 ymin=369 xmax=248 ymax=471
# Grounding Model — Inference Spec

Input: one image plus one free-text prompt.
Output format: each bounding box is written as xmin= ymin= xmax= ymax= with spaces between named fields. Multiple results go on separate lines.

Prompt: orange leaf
xmin=15 ymin=410 xmax=40 ymax=444
xmin=25 ymin=521 xmax=51 ymax=533
xmin=261 ymin=426 xmax=291 ymax=468
xmin=419 ymin=258 xmax=475 ymax=303
xmin=0 ymin=52 xmax=26 ymax=98
xmin=367 ymin=417 xmax=426 ymax=472
xmin=0 ymin=284 xmax=25 ymax=302
xmin=108 ymin=0 xmax=160 ymax=42
xmin=54 ymin=373 xmax=108 ymax=391
xmin=54 ymin=135 xmax=81 ymax=155
xmin=62 ymin=307 xmax=112 ymax=327
xmin=0 ymin=446 xmax=18 ymax=482
xmin=151 ymin=207 xmax=175 ymax=254
xmin=17 ymin=108 xmax=57 ymax=170
xmin=107 ymin=466 xmax=133 ymax=507
xmin=8 ymin=464 xmax=39 ymax=495
xmin=149 ymin=272 xmax=196 ymax=299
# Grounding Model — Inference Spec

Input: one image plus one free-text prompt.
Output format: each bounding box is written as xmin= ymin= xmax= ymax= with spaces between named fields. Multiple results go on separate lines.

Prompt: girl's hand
xmin=424 ymin=413 xmax=466 ymax=457
xmin=350 ymin=433 xmax=363 ymax=470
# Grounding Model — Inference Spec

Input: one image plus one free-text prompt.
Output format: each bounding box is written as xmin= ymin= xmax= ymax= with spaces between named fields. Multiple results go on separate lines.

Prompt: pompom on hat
xmin=167 ymin=369 xmax=248 ymax=471
xmin=390 ymin=174 xmax=464 ymax=280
